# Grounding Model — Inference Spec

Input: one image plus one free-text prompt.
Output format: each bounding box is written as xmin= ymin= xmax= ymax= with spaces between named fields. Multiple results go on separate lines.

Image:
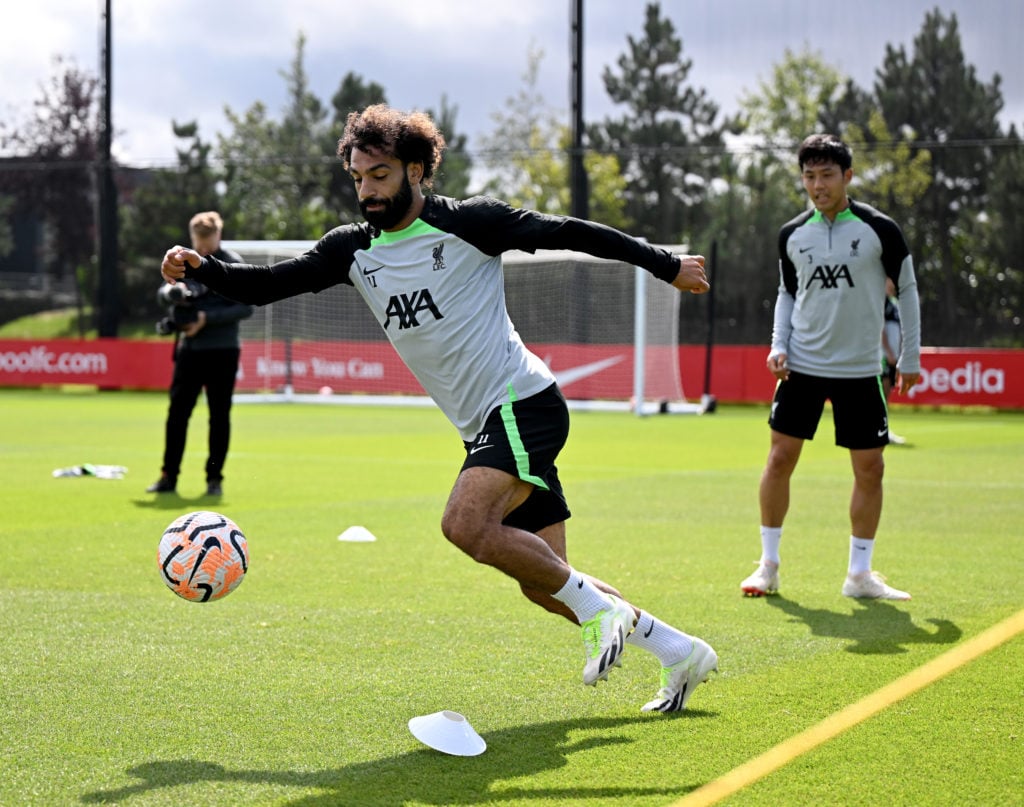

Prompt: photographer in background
xmin=146 ymin=211 xmax=253 ymax=497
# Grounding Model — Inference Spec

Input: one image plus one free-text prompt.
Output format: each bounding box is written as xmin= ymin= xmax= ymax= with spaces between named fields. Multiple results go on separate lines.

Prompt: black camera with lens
xmin=155 ymin=279 xmax=205 ymax=335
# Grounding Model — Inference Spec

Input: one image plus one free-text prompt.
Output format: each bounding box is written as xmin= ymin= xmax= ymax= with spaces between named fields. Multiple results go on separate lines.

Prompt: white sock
xmin=551 ymin=569 xmax=613 ymax=622
xmin=626 ymin=611 xmax=694 ymax=666
xmin=848 ymin=536 xmax=874 ymax=576
xmin=760 ymin=525 xmax=782 ymax=566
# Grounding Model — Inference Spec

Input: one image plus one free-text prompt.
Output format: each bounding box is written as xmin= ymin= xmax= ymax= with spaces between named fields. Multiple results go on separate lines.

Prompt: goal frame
xmin=223 ymin=240 xmax=708 ymax=416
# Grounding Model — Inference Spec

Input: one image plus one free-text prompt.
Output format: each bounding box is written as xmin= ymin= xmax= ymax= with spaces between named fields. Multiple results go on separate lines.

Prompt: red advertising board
xmin=902 ymin=347 xmax=1024 ymax=407
xmin=0 ymin=338 xmax=174 ymax=389
xmin=2 ymin=338 xmax=1023 ymax=409
xmin=682 ymin=345 xmax=1024 ymax=408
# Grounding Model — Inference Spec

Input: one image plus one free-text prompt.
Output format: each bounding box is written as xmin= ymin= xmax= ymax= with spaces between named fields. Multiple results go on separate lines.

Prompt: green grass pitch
xmin=0 ymin=389 xmax=1021 ymax=806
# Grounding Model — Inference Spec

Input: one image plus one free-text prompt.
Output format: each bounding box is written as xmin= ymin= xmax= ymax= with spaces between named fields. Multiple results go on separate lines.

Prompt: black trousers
xmin=161 ymin=347 xmax=240 ymax=484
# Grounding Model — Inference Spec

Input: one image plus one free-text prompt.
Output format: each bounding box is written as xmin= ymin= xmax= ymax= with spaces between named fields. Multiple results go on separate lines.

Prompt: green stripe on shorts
xmin=500 ymin=384 xmax=549 ymax=490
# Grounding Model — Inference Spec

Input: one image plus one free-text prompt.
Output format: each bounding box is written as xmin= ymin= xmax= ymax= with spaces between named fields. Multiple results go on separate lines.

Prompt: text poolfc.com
xmin=0 ymin=345 xmax=108 ymax=374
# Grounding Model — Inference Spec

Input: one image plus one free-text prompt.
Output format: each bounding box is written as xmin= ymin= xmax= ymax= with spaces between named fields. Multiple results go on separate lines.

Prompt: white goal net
xmin=224 ymin=240 xmax=704 ymax=415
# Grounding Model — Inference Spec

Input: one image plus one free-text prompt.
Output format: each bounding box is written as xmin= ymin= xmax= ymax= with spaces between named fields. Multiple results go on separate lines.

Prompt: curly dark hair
xmin=336 ymin=104 xmax=446 ymax=188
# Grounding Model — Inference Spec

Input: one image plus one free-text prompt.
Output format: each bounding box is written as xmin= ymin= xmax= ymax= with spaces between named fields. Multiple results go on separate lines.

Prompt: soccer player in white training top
xmin=161 ymin=104 xmax=718 ymax=713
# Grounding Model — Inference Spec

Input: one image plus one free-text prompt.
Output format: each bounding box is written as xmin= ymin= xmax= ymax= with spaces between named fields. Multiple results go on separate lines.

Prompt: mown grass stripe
xmin=673 ymin=608 xmax=1024 ymax=807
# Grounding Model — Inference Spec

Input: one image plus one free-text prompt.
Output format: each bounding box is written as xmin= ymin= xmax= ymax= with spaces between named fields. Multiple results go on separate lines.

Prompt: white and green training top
xmin=189 ymin=194 xmax=682 ymax=440
xmin=771 ymin=199 xmax=921 ymax=379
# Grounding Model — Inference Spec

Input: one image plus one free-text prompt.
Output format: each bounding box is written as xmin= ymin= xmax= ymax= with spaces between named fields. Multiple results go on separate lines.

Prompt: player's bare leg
xmin=441 ymin=466 xmax=714 ymax=702
xmin=441 ymin=466 xmax=635 ymax=685
xmin=840 ymin=446 xmax=907 ymax=599
xmin=743 ymin=430 xmax=803 ymax=595
xmin=759 ymin=430 xmax=804 ymax=528
xmin=441 ymin=466 xmax=572 ymax=595
xmin=849 ymin=447 xmax=884 ymax=540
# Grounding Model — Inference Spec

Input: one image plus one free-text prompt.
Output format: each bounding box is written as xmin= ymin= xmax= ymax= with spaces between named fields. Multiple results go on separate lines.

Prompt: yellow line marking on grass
xmin=672 ymin=608 xmax=1024 ymax=807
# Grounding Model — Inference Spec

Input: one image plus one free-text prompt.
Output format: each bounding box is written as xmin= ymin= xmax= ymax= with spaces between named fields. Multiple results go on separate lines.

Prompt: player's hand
xmin=161 ymin=246 xmax=201 ymax=284
xmin=180 ymin=310 xmax=207 ymax=338
xmin=671 ymin=254 xmax=710 ymax=294
xmin=897 ymin=371 xmax=920 ymax=396
xmin=767 ymin=353 xmax=790 ymax=381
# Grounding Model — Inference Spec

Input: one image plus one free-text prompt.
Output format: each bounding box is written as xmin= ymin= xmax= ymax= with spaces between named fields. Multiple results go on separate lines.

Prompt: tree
xmin=588 ymin=2 xmax=735 ymax=244
xmin=843 ymin=111 xmax=931 ymax=212
xmin=976 ymin=125 xmax=1024 ymax=345
xmin=118 ymin=121 xmax=223 ymax=323
xmin=120 ymin=122 xmax=221 ymax=257
xmin=702 ymin=45 xmax=938 ymax=347
xmin=322 ymin=72 xmax=388 ymax=223
xmin=693 ymin=48 xmax=847 ymax=345
xmin=739 ymin=46 xmax=845 ymax=150
xmin=0 ymin=56 xmax=99 ymax=284
xmin=478 ymin=44 xmax=565 ymax=211
xmin=425 ymin=94 xmax=472 ymax=200
xmin=217 ymin=33 xmax=333 ymax=239
xmin=873 ymin=9 xmax=1006 ymax=343
xmin=689 ymin=148 xmax=796 ymax=345
xmin=478 ymin=45 xmax=627 ymax=225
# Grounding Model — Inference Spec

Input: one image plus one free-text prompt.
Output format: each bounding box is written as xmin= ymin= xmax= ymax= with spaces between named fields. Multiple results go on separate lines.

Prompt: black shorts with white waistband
xmin=461 ymin=383 xmax=571 ymax=532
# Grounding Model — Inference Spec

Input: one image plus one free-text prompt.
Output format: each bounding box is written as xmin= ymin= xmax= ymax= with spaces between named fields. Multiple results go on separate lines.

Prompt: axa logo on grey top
xmin=383 ymin=289 xmax=444 ymax=330
xmin=805 ymin=264 xmax=854 ymax=289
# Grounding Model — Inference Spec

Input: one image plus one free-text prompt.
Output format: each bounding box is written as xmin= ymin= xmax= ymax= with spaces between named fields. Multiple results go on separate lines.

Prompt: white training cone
xmin=337 ymin=526 xmax=377 ymax=542
xmin=408 ymin=710 xmax=486 ymax=756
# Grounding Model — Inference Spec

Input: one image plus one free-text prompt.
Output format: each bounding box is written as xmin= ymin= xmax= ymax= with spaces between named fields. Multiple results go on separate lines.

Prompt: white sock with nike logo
xmin=848 ymin=536 xmax=874 ymax=576
xmin=552 ymin=569 xmax=614 ymax=622
xmin=626 ymin=611 xmax=694 ymax=666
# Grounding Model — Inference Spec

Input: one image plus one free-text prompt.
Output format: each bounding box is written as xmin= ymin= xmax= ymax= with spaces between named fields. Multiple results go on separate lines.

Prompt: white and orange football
xmin=158 ymin=511 xmax=249 ymax=602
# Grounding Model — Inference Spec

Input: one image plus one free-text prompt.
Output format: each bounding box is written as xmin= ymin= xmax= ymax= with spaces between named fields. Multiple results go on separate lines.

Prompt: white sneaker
xmin=888 ymin=431 xmax=908 ymax=445
xmin=740 ymin=562 xmax=779 ymax=597
xmin=641 ymin=637 xmax=718 ymax=713
xmin=581 ymin=596 xmax=635 ymax=686
xmin=842 ymin=571 xmax=911 ymax=600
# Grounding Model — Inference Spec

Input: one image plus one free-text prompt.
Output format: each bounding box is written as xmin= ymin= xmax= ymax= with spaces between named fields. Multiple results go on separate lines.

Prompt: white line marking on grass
xmin=672 ymin=608 xmax=1024 ymax=807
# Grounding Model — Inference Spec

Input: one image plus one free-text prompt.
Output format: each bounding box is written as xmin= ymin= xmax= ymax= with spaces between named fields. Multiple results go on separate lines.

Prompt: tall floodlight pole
xmin=569 ymin=0 xmax=588 ymax=219
xmin=97 ymin=0 xmax=119 ymax=337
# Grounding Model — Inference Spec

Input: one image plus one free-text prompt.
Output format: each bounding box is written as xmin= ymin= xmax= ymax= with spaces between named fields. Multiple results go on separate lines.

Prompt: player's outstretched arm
xmin=161 ymin=246 xmax=201 ymax=284
xmin=670 ymin=254 xmax=710 ymax=294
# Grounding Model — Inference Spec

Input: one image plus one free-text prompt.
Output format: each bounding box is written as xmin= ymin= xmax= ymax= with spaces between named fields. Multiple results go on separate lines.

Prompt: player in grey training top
xmin=161 ymin=104 xmax=719 ymax=714
xmin=774 ymin=199 xmax=921 ymax=378
xmin=740 ymin=133 xmax=922 ymax=602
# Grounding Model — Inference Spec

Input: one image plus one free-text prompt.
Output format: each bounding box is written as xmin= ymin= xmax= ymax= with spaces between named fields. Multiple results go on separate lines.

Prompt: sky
xmin=1 ymin=0 xmax=1020 ymax=168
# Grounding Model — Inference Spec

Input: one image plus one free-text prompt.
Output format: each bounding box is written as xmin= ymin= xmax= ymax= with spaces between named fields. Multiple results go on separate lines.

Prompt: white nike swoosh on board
xmin=551 ymin=355 xmax=626 ymax=388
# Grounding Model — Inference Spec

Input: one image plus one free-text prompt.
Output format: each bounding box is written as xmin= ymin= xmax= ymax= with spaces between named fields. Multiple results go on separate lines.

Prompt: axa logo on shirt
xmin=383 ymin=288 xmax=444 ymax=330
xmin=908 ymin=360 xmax=1006 ymax=398
xmin=805 ymin=264 xmax=854 ymax=289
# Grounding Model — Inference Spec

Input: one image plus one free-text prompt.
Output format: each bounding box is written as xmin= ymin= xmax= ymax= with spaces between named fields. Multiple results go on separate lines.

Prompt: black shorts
xmin=461 ymin=383 xmax=571 ymax=532
xmin=769 ymin=371 xmax=889 ymax=449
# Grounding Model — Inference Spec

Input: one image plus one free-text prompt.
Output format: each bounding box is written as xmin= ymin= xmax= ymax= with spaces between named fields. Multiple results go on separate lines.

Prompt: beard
xmin=360 ymin=172 xmax=414 ymax=230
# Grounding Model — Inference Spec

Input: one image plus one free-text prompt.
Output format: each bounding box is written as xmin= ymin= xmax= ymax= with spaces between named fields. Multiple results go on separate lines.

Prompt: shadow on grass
xmin=80 ymin=715 xmax=704 ymax=805
xmin=130 ymin=493 xmax=227 ymax=512
xmin=764 ymin=595 xmax=962 ymax=655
